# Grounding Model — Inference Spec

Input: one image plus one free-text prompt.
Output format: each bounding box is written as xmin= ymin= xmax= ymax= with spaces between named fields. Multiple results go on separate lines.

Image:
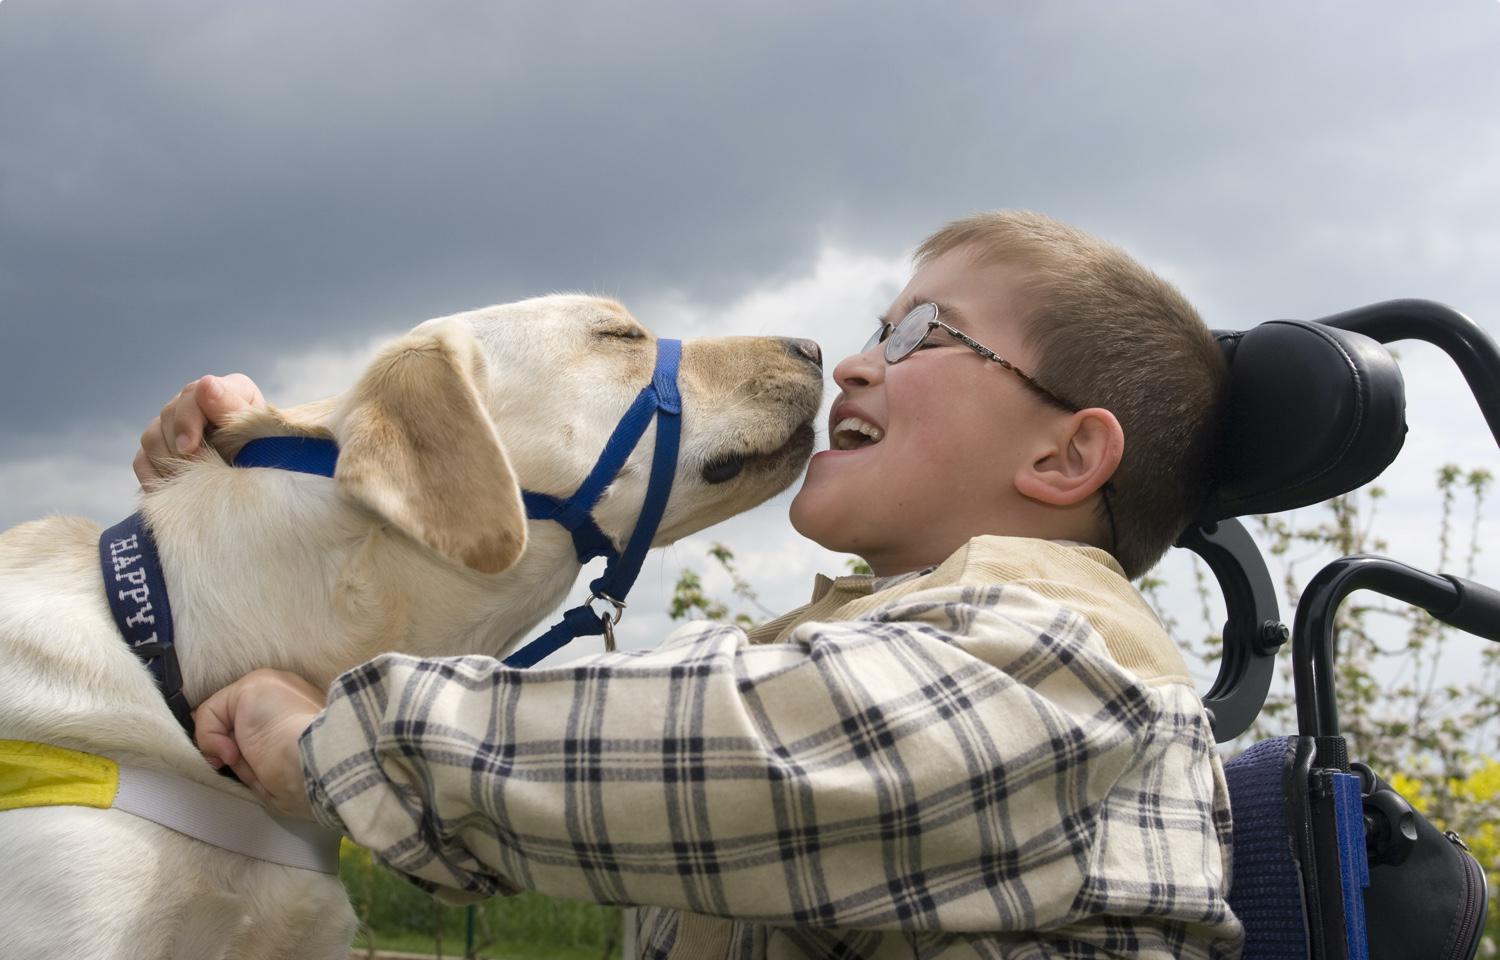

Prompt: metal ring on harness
xmin=588 ymin=592 xmax=627 ymax=651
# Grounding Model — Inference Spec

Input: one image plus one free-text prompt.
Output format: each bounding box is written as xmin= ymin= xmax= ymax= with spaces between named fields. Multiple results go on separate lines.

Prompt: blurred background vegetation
xmin=340 ymin=839 xmax=622 ymax=959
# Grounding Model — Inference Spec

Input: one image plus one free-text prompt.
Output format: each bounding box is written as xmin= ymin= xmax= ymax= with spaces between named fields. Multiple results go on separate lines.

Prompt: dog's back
xmin=0 ymin=516 xmax=355 ymax=960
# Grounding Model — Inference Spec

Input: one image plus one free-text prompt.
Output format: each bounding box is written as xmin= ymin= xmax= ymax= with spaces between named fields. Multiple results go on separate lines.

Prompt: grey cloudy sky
xmin=4 ymin=1 xmax=1500 ymax=687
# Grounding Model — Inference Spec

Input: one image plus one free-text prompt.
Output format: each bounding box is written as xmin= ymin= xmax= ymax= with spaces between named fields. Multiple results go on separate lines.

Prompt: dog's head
xmin=228 ymin=295 xmax=822 ymax=578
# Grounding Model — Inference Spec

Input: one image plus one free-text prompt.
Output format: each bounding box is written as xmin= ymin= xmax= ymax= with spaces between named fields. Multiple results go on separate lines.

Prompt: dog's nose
xmin=783 ymin=338 xmax=823 ymax=370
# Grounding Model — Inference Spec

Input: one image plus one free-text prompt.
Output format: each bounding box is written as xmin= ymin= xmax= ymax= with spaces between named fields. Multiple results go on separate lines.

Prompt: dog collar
xmin=233 ymin=338 xmax=684 ymax=668
xmin=99 ymin=512 xmax=194 ymax=735
xmin=0 ymin=739 xmax=341 ymax=874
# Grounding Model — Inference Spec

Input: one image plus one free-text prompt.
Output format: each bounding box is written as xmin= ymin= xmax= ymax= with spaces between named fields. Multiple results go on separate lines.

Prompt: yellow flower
xmin=1386 ymin=771 xmax=1431 ymax=815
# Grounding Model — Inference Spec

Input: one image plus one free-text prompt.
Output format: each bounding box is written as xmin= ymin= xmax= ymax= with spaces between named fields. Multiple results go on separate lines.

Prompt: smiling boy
xmin=140 ymin=211 xmax=1241 ymax=959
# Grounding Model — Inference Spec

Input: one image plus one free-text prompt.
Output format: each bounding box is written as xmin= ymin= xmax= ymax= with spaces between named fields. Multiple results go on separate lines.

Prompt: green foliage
xmin=669 ymin=542 xmax=784 ymax=628
xmin=340 ymin=841 xmax=622 ymax=958
xmin=668 ymin=567 xmax=733 ymax=623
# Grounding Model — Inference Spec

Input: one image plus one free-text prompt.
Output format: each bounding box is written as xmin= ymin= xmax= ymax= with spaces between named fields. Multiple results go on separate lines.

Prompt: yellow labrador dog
xmin=0 ymin=295 xmax=822 ymax=959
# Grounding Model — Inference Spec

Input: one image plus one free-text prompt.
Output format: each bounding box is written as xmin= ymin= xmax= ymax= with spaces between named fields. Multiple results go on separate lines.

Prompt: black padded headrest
xmin=1200 ymin=320 xmax=1407 ymax=522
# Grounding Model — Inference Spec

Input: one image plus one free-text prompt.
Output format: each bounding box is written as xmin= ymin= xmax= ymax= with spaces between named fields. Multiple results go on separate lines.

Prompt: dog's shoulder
xmin=0 ymin=514 xmax=100 ymax=569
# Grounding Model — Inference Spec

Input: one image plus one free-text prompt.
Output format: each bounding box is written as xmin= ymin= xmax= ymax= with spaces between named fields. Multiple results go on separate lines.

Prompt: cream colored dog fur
xmin=0 ymin=295 xmax=822 ymax=959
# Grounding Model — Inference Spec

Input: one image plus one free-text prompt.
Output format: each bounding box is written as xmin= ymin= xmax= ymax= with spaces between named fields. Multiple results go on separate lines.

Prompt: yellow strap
xmin=0 ymin=739 xmax=119 ymax=812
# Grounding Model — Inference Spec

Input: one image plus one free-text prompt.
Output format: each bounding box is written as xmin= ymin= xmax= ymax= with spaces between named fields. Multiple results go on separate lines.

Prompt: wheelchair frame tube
xmin=1293 ymin=555 xmax=1460 ymax=737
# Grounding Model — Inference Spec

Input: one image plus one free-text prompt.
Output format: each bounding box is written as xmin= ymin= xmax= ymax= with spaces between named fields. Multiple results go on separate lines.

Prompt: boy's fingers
xmin=195 ymin=729 xmax=242 ymax=770
xmin=193 ymin=682 xmax=241 ymax=762
xmin=139 ymin=412 xmax=169 ymax=457
xmin=234 ymin=764 xmax=263 ymax=797
xmin=203 ymin=373 xmax=266 ymax=422
xmin=169 ymin=374 xmax=265 ymax=453
xmin=168 ymin=379 xmax=212 ymax=454
xmin=133 ymin=444 xmax=161 ymax=488
xmin=134 ymin=373 xmax=269 ymax=488
xmin=193 ymin=679 xmax=270 ymax=796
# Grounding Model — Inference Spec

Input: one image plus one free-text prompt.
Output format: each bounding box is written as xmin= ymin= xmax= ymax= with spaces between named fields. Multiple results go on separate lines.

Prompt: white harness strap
xmin=113 ymin=763 xmax=342 ymax=874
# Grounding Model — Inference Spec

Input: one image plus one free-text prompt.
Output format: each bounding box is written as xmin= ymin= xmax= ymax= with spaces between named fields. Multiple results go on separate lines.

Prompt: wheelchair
xmin=1181 ymin=299 xmax=1496 ymax=960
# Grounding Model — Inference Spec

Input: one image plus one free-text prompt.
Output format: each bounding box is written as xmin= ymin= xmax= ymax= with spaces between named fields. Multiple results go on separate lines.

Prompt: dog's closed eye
xmin=595 ymin=326 xmax=646 ymax=341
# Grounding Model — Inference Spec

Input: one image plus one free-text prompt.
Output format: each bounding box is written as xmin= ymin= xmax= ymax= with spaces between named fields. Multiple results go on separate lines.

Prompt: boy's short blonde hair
xmin=917 ymin=210 xmax=1225 ymax=578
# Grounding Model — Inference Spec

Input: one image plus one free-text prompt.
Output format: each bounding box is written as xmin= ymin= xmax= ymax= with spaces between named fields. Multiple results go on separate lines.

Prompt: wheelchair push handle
xmin=1293 ymin=555 xmax=1500 ymax=738
xmin=1435 ymin=573 xmax=1500 ymax=642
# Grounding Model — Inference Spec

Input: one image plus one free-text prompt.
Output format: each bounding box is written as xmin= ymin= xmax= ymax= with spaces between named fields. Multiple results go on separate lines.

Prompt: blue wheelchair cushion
xmin=1224 ymin=736 xmax=1310 ymax=959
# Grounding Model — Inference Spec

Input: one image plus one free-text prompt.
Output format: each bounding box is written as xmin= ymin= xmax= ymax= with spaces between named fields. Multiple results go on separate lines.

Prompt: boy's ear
xmin=1014 ymin=407 xmax=1124 ymax=507
xmin=333 ymin=324 xmax=527 ymax=575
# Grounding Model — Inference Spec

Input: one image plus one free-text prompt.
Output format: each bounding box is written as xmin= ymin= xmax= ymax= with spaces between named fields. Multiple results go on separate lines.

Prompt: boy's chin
xmin=789 ymin=487 xmax=864 ymax=555
xmin=787 ymin=489 xmax=821 ymax=541
xmin=788 ymin=488 xmax=837 ymax=548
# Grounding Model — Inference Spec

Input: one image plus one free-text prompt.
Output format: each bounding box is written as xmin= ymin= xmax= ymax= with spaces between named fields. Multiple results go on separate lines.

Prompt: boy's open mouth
xmin=831 ymin=415 xmax=885 ymax=451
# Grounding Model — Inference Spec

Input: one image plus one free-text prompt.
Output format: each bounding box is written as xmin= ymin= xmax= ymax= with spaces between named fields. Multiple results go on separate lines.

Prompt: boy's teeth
xmin=832 ymin=416 xmax=885 ymax=450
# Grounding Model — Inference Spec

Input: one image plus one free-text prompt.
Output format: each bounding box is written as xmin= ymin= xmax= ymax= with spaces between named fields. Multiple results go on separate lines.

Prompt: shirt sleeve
xmin=299 ymin=582 xmax=1195 ymax=930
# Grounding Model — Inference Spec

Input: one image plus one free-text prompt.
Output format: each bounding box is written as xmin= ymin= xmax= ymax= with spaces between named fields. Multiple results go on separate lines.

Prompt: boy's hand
xmin=193 ymin=668 xmax=326 ymax=820
xmin=135 ymin=373 xmax=266 ymax=487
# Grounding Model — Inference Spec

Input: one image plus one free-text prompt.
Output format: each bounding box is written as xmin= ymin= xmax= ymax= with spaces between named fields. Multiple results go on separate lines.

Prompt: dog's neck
xmin=142 ymin=455 xmax=583 ymax=708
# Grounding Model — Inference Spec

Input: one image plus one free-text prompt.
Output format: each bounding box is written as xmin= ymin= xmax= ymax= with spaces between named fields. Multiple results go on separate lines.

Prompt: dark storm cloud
xmin=2 ymin=0 xmax=1499 ymax=461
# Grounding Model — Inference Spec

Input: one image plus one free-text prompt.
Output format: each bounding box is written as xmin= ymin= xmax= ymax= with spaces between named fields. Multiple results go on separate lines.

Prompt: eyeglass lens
xmin=862 ymin=302 xmax=940 ymax=361
xmin=884 ymin=303 xmax=938 ymax=362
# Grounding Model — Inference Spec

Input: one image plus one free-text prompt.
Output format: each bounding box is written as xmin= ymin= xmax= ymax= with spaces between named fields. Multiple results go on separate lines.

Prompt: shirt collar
xmin=811 ymin=537 xmax=1102 ymax=602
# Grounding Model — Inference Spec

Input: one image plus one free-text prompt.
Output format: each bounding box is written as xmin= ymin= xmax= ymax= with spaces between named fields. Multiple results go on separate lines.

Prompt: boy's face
xmin=789 ymin=246 xmax=1070 ymax=575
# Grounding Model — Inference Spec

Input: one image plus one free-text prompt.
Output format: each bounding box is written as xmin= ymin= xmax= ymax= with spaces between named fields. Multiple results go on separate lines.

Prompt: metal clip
xmin=589 ymin=591 xmax=627 ymax=652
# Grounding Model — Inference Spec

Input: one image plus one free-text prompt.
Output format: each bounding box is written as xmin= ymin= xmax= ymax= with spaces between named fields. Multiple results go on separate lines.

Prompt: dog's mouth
xmin=701 ymin=421 xmax=817 ymax=485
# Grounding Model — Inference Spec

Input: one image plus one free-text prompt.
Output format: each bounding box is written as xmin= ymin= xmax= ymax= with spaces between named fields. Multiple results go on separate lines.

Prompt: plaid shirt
xmin=301 ymin=537 xmax=1243 ymax=959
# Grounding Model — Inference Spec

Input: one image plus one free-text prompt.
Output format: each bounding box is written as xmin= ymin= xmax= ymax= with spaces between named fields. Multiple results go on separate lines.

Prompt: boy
xmin=139 ymin=211 xmax=1241 ymax=959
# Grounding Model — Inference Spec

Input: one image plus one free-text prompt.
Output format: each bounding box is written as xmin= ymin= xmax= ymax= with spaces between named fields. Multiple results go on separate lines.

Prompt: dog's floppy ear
xmin=334 ymin=324 xmax=526 ymax=575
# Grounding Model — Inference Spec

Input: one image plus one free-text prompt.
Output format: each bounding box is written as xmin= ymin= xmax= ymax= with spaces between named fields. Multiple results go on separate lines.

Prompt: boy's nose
xmin=832 ymin=340 xmax=884 ymax=390
xmin=782 ymin=338 xmax=822 ymax=370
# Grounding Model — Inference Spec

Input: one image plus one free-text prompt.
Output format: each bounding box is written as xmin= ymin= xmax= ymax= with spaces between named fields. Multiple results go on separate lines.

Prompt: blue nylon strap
xmin=522 ymin=491 xmax=615 ymax=563
xmin=236 ymin=437 xmax=627 ymax=561
xmin=652 ymin=338 xmax=683 ymax=414
xmin=234 ymin=436 xmax=339 ymax=476
xmin=501 ymin=605 xmax=608 ymax=669
xmin=1332 ymin=771 xmax=1371 ymax=960
xmin=98 ymin=513 xmax=194 ymax=736
xmin=591 ymin=342 xmax=681 ymax=603
xmin=555 ymin=387 xmax=660 ymax=523
xmin=520 ymin=491 xmax=564 ymax=520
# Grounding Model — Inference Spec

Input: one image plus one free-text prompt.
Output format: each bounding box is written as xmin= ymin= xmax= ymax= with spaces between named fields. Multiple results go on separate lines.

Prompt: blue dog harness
xmin=504 ymin=337 xmax=683 ymax=665
xmin=104 ymin=337 xmax=683 ymax=728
